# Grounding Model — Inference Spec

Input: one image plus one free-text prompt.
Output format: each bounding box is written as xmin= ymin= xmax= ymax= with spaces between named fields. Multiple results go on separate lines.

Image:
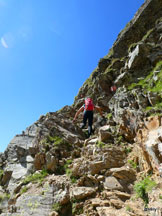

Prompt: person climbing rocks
xmin=110 ymin=83 xmax=117 ymax=93
xmin=73 ymin=97 xmax=104 ymax=137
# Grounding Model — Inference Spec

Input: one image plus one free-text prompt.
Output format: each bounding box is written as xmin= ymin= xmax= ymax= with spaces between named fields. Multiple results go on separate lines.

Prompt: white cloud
xmin=1 ymin=37 xmax=8 ymax=48
xmin=1 ymin=33 xmax=15 ymax=49
xmin=0 ymin=27 xmax=31 ymax=50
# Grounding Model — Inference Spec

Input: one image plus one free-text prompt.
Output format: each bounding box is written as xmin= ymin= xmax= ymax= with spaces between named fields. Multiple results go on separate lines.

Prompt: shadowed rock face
xmin=1 ymin=0 xmax=162 ymax=215
xmin=112 ymin=0 xmax=162 ymax=58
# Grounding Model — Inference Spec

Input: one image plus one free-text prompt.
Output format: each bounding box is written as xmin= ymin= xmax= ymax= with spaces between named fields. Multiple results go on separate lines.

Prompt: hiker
xmin=110 ymin=84 xmax=117 ymax=93
xmin=73 ymin=97 xmax=104 ymax=137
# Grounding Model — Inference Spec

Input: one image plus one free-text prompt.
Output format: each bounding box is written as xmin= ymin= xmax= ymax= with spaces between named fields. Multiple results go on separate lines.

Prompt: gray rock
xmin=70 ymin=187 xmax=96 ymax=200
xmin=109 ymin=166 xmax=136 ymax=183
xmin=103 ymin=176 xmax=124 ymax=191
xmin=89 ymin=161 xmax=105 ymax=175
xmin=98 ymin=125 xmax=113 ymax=143
xmin=14 ymin=194 xmax=53 ymax=216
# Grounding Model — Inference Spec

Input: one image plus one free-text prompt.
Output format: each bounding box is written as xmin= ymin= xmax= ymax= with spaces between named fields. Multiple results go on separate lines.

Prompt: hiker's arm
xmin=73 ymin=107 xmax=84 ymax=122
xmin=95 ymin=106 xmax=103 ymax=117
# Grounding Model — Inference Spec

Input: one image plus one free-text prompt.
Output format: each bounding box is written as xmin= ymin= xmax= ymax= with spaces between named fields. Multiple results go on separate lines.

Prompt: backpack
xmin=84 ymin=98 xmax=94 ymax=111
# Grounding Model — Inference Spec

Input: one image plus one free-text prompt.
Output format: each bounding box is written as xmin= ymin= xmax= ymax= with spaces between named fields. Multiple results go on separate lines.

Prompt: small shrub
xmin=145 ymin=106 xmax=153 ymax=111
xmin=52 ymin=203 xmax=62 ymax=212
xmin=125 ymin=147 xmax=132 ymax=154
xmin=65 ymin=168 xmax=72 ymax=177
xmin=72 ymin=202 xmax=77 ymax=215
xmin=128 ymin=160 xmax=137 ymax=169
xmin=64 ymin=160 xmax=77 ymax=184
xmin=72 ymin=203 xmax=83 ymax=215
xmin=106 ymin=113 xmax=112 ymax=120
xmin=47 ymin=135 xmax=63 ymax=146
xmin=96 ymin=141 xmax=106 ymax=148
xmin=126 ymin=205 xmax=133 ymax=212
xmin=64 ymin=159 xmax=72 ymax=168
xmin=116 ymin=135 xmax=124 ymax=145
xmin=70 ymin=176 xmax=77 ymax=184
xmin=42 ymin=135 xmax=65 ymax=149
xmin=134 ymin=176 xmax=157 ymax=206
xmin=128 ymin=83 xmax=138 ymax=90
xmin=128 ymin=60 xmax=162 ymax=115
xmin=53 ymin=136 xmax=63 ymax=145
xmin=71 ymin=198 xmax=83 ymax=215
xmin=159 ymin=195 xmax=162 ymax=200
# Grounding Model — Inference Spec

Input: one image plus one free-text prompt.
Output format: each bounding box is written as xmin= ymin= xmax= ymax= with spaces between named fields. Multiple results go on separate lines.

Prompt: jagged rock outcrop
xmin=0 ymin=0 xmax=162 ymax=215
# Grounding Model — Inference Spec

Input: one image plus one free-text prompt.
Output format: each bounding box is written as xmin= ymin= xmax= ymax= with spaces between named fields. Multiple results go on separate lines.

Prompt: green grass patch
xmin=64 ymin=159 xmax=77 ymax=184
xmin=128 ymin=60 xmax=162 ymax=113
xmin=128 ymin=160 xmax=137 ymax=169
xmin=128 ymin=61 xmax=162 ymax=91
xmin=125 ymin=147 xmax=132 ymax=154
xmin=23 ymin=169 xmax=48 ymax=185
xmin=134 ymin=176 xmax=157 ymax=206
xmin=41 ymin=135 xmax=70 ymax=152
xmin=70 ymin=176 xmax=77 ymax=184
xmin=96 ymin=141 xmax=106 ymax=148
xmin=117 ymin=135 xmax=123 ymax=142
xmin=126 ymin=205 xmax=133 ymax=212
xmin=47 ymin=135 xmax=63 ymax=146
xmin=106 ymin=113 xmax=112 ymax=120
xmin=20 ymin=186 xmax=28 ymax=195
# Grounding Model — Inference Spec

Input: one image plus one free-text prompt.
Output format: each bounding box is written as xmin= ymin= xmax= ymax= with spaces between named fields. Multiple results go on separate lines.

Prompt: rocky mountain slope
xmin=0 ymin=0 xmax=162 ymax=215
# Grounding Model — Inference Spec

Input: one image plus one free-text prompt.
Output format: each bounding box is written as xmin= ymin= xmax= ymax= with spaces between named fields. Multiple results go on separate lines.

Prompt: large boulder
xmin=107 ymin=166 xmax=136 ymax=183
xmin=98 ymin=125 xmax=113 ymax=143
xmin=103 ymin=176 xmax=124 ymax=191
xmin=70 ymin=187 xmax=96 ymax=200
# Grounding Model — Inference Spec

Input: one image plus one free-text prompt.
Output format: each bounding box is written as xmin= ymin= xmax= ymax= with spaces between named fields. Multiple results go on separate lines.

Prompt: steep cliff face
xmin=0 ymin=0 xmax=162 ymax=215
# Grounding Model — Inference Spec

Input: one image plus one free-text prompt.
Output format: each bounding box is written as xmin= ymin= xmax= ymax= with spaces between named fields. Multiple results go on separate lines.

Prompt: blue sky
xmin=0 ymin=0 xmax=144 ymax=152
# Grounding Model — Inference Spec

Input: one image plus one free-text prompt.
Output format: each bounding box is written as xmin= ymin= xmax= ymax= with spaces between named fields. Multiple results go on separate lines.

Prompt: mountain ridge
xmin=0 ymin=0 xmax=162 ymax=215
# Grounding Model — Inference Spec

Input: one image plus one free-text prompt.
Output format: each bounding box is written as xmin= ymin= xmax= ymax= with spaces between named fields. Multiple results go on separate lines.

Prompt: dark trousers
xmin=81 ymin=111 xmax=93 ymax=136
